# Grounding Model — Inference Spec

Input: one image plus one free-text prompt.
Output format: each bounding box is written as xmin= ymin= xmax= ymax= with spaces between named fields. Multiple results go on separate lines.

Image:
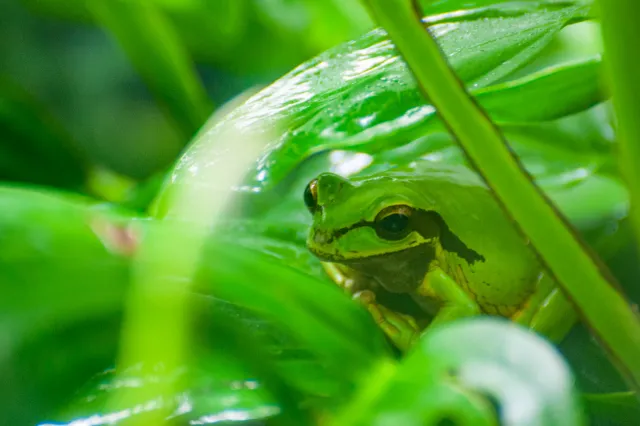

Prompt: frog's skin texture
xmin=304 ymin=164 xmax=575 ymax=350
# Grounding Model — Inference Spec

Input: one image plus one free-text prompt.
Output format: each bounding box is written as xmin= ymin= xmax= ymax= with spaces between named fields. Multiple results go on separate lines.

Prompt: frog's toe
xmin=353 ymin=289 xmax=377 ymax=305
xmin=353 ymin=292 xmax=421 ymax=351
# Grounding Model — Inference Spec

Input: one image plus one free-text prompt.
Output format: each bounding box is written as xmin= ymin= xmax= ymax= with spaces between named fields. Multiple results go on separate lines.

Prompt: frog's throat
xmin=330 ymin=243 xmax=436 ymax=294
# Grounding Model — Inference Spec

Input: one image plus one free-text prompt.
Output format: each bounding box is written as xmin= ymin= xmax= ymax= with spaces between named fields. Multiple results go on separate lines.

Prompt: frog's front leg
xmin=323 ymin=262 xmax=420 ymax=350
xmin=353 ymin=290 xmax=422 ymax=352
xmin=415 ymin=267 xmax=481 ymax=327
xmin=356 ymin=266 xmax=481 ymax=351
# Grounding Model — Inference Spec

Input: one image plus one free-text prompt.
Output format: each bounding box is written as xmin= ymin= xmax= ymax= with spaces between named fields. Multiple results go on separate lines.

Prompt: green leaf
xmin=195 ymin=233 xmax=393 ymax=376
xmin=332 ymin=319 xmax=584 ymax=425
xmin=599 ymin=0 xmax=640 ymax=291
xmin=475 ymin=56 xmax=605 ymax=123
xmin=0 ymin=186 xmax=132 ymax=331
xmin=46 ymin=307 xmax=309 ymax=426
xmin=156 ymin=2 xmax=592 ymax=213
xmin=0 ymin=77 xmax=88 ymax=190
xmin=0 ymin=186 xmax=132 ymax=424
xmin=0 ymin=185 xmax=389 ymax=423
xmin=88 ymin=0 xmax=213 ymax=140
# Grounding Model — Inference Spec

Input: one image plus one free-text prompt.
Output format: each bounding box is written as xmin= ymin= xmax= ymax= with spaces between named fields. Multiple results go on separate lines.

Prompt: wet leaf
xmin=156 ymin=2 xmax=592 ymax=214
xmin=332 ymin=319 xmax=584 ymax=426
xmin=0 ymin=186 xmax=390 ymax=424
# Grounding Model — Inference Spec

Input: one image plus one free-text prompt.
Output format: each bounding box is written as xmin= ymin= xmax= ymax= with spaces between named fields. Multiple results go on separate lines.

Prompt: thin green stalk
xmin=109 ymin=119 xmax=267 ymax=424
xmin=360 ymin=0 xmax=640 ymax=391
xmin=90 ymin=0 xmax=213 ymax=140
xmin=598 ymin=0 xmax=640 ymax=278
xmin=329 ymin=360 xmax=398 ymax=425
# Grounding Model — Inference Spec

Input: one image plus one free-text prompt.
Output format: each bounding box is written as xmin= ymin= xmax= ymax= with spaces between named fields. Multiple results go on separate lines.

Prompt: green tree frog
xmin=304 ymin=164 xmax=575 ymax=351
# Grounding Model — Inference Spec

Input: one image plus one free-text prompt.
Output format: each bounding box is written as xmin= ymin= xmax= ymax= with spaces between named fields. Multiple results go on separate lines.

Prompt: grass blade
xmin=0 ymin=77 xmax=88 ymax=190
xmin=598 ymin=0 xmax=640 ymax=285
xmin=89 ymin=0 xmax=213 ymax=140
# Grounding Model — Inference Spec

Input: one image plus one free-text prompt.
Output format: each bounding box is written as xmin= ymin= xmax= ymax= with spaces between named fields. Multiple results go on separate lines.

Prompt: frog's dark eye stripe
xmin=304 ymin=179 xmax=319 ymax=214
xmin=330 ymin=205 xmax=416 ymax=241
xmin=374 ymin=205 xmax=413 ymax=241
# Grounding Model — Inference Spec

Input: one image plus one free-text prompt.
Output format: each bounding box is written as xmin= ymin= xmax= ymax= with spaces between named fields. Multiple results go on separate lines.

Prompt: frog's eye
xmin=304 ymin=179 xmax=319 ymax=214
xmin=374 ymin=205 xmax=413 ymax=241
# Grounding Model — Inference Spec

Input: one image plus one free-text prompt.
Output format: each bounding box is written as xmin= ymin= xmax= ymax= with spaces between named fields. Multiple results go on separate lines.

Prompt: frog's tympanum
xmin=305 ymin=165 xmax=572 ymax=350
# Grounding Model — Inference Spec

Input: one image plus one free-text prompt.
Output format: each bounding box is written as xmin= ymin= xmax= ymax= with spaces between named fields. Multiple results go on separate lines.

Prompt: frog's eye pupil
xmin=304 ymin=180 xmax=318 ymax=213
xmin=381 ymin=214 xmax=409 ymax=233
xmin=374 ymin=206 xmax=413 ymax=240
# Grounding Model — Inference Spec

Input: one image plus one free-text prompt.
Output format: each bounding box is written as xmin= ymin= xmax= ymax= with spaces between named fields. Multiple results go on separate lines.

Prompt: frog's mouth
xmin=339 ymin=243 xmax=435 ymax=294
xmin=309 ymin=242 xmax=435 ymax=294
xmin=310 ymin=244 xmax=434 ymax=320
xmin=306 ymin=245 xmax=350 ymax=262
xmin=307 ymin=243 xmax=435 ymax=321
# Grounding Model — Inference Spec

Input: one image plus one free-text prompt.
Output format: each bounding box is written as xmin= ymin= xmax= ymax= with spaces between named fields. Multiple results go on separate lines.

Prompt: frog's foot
xmin=416 ymin=267 xmax=481 ymax=327
xmin=353 ymin=290 xmax=421 ymax=352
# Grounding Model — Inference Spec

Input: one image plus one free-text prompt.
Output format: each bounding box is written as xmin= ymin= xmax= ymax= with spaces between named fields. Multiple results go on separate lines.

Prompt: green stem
xmin=598 ymin=1 xmax=640 ymax=281
xmin=360 ymin=0 xmax=640 ymax=391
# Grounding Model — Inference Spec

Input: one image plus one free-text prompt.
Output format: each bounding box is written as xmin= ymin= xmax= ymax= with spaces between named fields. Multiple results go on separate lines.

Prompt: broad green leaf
xmin=196 ymin=233 xmax=393 ymax=374
xmin=0 ymin=185 xmax=391 ymax=424
xmin=326 ymin=56 xmax=607 ymax=154
xmin=476 ymin=56 xmax=604 ymax=123
xmin=332 ymin=319 xmax=584 ymax=425
xmin=329 ymin=56 xmax=606 ymax=156
xmin=155 ymin=3 xmax=592 ymax=215
xmin=0 ymin=78 xmax=88 ymax=190
xmin=0 ymin=186 xmax=132 ymax=331
xmin=44 ymin=308 xmax=308 ymax=426
xmin=0 ymin=186 xmax=132 ymax=424
xmin=89 ymin=0 xmax=213 ymax=140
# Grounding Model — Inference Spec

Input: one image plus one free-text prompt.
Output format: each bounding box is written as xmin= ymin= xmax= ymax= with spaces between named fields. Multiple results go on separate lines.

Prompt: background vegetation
xmin=2 ymin=0 xmax=640 ymax=425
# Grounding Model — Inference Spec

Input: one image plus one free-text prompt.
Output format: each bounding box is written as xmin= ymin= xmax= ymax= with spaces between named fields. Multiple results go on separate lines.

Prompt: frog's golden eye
xmin=374 ymin=205 xmax=413 ymax=241
xmin=304 ymin=179 xmax=319 ymax=214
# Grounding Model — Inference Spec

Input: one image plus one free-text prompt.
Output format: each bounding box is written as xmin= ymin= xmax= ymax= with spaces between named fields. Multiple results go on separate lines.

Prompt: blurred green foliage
xmin=1 ymin=0 xmax=373 ymax=181
xmin=2 ymin=0 xmax=640 ymax=425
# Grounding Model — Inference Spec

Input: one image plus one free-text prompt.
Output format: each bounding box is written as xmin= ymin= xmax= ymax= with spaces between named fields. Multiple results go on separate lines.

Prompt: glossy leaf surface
xmin=155 ymin=2 xmax=592 ymax=217
xmin=332 ymin=319 xmax=584 ymax=426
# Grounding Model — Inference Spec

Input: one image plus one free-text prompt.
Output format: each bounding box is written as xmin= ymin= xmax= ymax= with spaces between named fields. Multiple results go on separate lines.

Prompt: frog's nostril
xmin=314 ymin=230 xmax=330 ymax=245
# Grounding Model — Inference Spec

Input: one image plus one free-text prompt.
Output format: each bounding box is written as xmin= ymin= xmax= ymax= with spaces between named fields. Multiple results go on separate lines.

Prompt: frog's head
xmin=304 ymin=172 xmax=440 ymax=264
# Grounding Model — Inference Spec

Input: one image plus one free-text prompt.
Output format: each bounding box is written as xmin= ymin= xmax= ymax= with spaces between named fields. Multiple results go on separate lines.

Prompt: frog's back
xmin=357 ymin=164 xmax=541 ymax=313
